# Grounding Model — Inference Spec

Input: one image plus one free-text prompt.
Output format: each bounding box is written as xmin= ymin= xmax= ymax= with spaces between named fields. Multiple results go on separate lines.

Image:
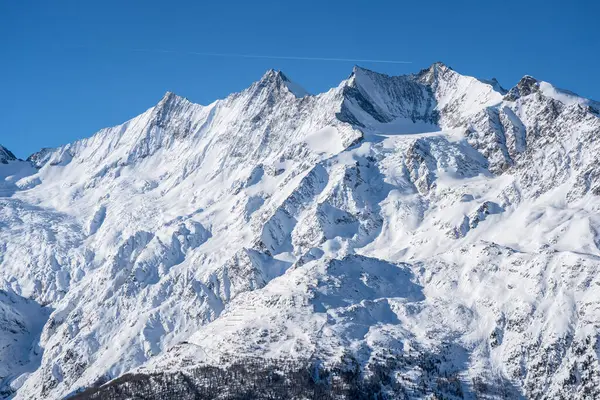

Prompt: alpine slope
xmin=1 ymin=62 xmax=600 ymax=399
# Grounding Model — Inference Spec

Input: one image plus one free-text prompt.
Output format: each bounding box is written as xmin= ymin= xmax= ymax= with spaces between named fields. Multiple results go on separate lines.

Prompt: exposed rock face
xmin=0 ymin=146 xmax=16 ymax=164
xmin=504 ymin=75 xmax=540 ymax=101
xmin=1 ymin=63 xmax=600 ymax=399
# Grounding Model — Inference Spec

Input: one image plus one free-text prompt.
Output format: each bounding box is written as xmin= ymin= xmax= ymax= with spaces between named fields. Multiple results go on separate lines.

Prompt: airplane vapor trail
xmin=130 ymin=48 xmax=412 ymax=64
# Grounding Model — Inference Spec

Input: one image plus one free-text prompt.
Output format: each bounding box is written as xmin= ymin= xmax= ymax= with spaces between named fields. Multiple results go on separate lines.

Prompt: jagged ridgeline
xmin=1 ymin=62 xmax=600 ymax=399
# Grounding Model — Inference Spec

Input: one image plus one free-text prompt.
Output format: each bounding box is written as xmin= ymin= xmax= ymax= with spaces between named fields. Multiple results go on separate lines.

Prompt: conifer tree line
xmin=70 ymin=349 xmax=518 ymax=399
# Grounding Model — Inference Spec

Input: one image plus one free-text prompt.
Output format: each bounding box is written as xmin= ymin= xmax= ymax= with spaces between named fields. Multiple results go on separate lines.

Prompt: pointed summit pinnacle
xmin=255 ymin=69 xmax=309 ymax=98
xmin=158 ymin=91 xmax=186 ymax=105
xmin=154 ymin=91 xmax=190 ymax=114
xmin=260 ymin=69 xmax=283 ymax=81
xmin=417 ymin=61 xmax=455 ymax=86
xmin=0 ymin=145 xmax=16 ymax=164
xmin=504 ymin=75 xmax=539 ymax=101
xmin=430 ymin=61 xmax=452 ymax=71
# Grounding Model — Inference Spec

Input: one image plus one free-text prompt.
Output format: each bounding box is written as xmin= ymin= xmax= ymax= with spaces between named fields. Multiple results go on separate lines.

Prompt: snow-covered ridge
xmin=505 ymin=74 xmax=600 ymax=110
xmin=22 ymin=62 xmax=509 ymax=169
xmin=1 ymin=63 xmax=600 ymax=399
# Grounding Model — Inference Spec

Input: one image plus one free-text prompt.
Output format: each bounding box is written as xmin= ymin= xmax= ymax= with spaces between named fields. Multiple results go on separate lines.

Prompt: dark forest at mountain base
xmin=68 ymin=353 xmax=523 ymax=400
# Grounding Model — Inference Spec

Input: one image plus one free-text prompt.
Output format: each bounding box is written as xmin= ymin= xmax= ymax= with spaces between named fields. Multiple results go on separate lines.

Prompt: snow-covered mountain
xmin=1 ymin=62 xmax=600 ymax=399
xmin=0 ymin=146 xmax=16 ymax=164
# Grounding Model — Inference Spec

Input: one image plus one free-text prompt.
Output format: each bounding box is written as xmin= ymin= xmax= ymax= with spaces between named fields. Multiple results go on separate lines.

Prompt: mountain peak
xmin=26 ymin=147 xmax=54 ymax=168
xmin=504 ymin=75 xmax=540 ymax=101
xmin=259 ymin=68 xmax=283 ymax=81
xmin=421 ymin=61 xmax=453 ymax=77
xmin=0 ymin=145 xmax=16 ymax=164
xmin=347 ymin=65 xmax=377 ymax=84
xmin=255 ymin=69 xmax=309 ymax=98
xmin=507 ymin=77 xmax=600 ymax=109
xmin=152 ymin=91 xmax=191 ymax=120
xmin=417 ymin=61 xmax=455 ymax=86
xmin=157 ymin=91 xmax=187 ymax=106
xmin=348 ymin=65 xmax=392 ymax=83
xmin=161 ymin=90 xmax=177 ymax=101
xmin=430 ymin=61 xmax=452 ymax=71
xmin=351 ymin=65 xmax=376 ymax=74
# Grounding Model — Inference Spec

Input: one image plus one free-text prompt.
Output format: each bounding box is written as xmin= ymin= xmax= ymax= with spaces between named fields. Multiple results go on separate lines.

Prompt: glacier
xmin=1 ymin=62 xmax=599 ymax=399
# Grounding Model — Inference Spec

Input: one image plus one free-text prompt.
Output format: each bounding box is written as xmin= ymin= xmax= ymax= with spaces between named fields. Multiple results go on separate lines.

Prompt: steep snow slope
xmin=1 ymin=63 xmax=600 ymax=399
xmin=0 ymin=289 xmax=50 ymax=398
xmin=0 ymin=151 xmax=37 ymax=197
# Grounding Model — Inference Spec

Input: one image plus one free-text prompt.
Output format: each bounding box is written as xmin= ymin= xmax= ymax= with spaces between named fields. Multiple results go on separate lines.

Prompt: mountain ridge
xmin=21 ymin=62 xmax=599 ymax=164
xmin=1 ymin=62 xmax=600 ymax=399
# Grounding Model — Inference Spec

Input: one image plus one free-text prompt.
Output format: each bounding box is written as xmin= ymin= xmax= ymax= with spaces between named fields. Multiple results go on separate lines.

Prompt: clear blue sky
xmin=1 ymin=0 xmax=598 ymax=158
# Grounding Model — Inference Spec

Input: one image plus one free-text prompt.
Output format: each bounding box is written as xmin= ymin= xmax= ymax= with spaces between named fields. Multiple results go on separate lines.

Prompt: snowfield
xmin=1 ymin=62 xmax=600 ymax=399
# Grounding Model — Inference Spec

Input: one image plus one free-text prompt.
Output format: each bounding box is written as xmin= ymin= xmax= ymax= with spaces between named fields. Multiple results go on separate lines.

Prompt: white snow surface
xmin=1 ymin=62 xmax=600 ymax=399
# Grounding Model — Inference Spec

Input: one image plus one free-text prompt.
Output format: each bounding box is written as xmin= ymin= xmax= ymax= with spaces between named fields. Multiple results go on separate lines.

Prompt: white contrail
xmin=130 ymin=48 xmax=412 ymax=64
